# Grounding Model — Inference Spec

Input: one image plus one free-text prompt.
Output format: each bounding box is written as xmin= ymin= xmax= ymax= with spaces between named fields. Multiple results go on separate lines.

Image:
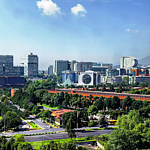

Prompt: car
xmin=99 ymin=124 xmax=107 ymax=128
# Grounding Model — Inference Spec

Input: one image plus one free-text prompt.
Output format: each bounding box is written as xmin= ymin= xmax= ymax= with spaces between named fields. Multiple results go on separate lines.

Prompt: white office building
xmin=78 ymin=70 xmax=101 ymax=86
xmin=120 ymin=57 xmax=138 ymax=69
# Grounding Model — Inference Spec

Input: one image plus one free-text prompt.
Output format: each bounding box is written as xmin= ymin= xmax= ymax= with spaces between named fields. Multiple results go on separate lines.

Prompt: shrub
xmin=84 ymin=136 xmax=91 ymax=141
xmin=88 ymin=120 xmax=96 ymax=127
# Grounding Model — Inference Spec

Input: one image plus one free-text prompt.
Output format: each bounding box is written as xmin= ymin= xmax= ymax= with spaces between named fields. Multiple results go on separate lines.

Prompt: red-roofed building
xmin=51 ymin=109 xmax=74 ymax=119
xmin=51 ymin=109 xmax=75 ymax=125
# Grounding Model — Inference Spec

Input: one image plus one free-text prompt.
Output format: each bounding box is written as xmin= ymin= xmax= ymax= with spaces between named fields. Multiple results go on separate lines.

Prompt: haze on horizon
xmin=0 ymin=0 xmax=150 ymax=70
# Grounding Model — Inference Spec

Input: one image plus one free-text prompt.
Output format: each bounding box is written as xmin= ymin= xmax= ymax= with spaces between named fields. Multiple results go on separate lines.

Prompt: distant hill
xmin=113 ymin=65 xmax=120 ymax=69
xmin=113 ymin=62 xmax=120 ymax=69
xmin=139 ymin=55 xmax=150 ymax=66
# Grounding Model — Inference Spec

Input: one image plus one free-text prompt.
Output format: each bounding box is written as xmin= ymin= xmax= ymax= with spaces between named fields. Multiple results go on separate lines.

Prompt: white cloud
xmin=71 ymin=4 xmax=87 ymax=17
xmin=126 ymin=29 xmax=130 ymax=32
xmin=37 ymin=0 xmax=62 ymax=17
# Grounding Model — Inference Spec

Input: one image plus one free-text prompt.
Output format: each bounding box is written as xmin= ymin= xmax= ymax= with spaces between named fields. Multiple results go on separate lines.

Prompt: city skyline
xmin=0 ymin=0 xmax=150 ymax=69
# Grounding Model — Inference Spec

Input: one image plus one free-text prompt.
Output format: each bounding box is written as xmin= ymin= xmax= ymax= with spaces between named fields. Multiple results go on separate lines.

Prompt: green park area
xmin=27 ymin=121 xmax=41 ymax=130
xmin=37 ymin=103 xmax=60 ymax=110
xmin=0 ymin=116 xmax=3 ymax=120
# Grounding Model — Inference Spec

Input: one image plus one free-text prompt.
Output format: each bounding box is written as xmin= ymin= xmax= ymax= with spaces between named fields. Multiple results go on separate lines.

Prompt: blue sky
xmin=0 ymin=0 xmax=150 ymax=69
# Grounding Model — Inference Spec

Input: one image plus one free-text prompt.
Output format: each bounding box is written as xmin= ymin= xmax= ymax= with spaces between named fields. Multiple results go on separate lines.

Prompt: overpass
xmin=47 ymin=88 xmax=150 ymax=102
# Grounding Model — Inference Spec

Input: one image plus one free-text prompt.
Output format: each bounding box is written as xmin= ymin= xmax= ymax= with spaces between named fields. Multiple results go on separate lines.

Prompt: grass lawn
xmin=37 ymin=103 xmax=59 ymax=110
xmin=30 ymin=137 xmax=96 ymax=149
xmin=0 ymin=116 xmax=3 ymax=120
xmin=28 ymin=121 xmax=41 ymax=130
xmin=85 ymin=128 xmax=103 ymax=131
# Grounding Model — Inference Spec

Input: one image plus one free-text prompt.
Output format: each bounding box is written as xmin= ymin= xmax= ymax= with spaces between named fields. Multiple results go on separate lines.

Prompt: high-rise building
xmin=55 ymin=60 xmax=69 ymax=76
xmin=48 ymin=65 xmax=53 ymax=76
xmin=0 ymin=55 xmax=24 ymax=76
xmin=120 ymin=57 xmax=138 ymax=69
xmin=74 ymin=62 xmax=96 ymax=72
xmin=68 ymin=60 xmax=76 ymax=71
xmin=20 ymin=53 xmax=38 ymax=77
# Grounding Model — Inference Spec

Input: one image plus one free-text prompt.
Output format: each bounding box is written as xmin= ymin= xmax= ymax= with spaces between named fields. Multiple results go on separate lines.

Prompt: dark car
xmin=99 ymin=124 xmax=107 ymax=128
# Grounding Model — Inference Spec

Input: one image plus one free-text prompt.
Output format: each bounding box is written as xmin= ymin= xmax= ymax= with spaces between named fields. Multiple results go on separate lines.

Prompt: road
xmin=1 ymin=101 xmax=117 ymax=137
xmin=25 ymin=130 xmax=114 ymax=142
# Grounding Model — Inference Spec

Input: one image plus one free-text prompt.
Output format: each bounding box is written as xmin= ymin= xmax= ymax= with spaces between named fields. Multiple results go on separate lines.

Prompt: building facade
xmin=0 ymin=55 xmax=24 ymax=76
xmin=129 ymin=76 xmax=150 ymax=84
xmin=74 ymin=62 xmax=96 ymax=72
xmin=48 ymin=65 xmax=53 ymax=76
xmin=106 ymin=69 xmax=119 ymax=77
xmin=62 ymin=70 xmax=78 ymax=83
xmin=78 ymin=70 xmax=101 ymax=86
xmin=55 ymin=60 xmax=69 ymax=76
xmin=120 ymin=57 xmax=138 ymax=69
xmin=20 ymin=53 xmax=38 ymax=77
xmin=101 ymin=76 xmax=122 ymax=84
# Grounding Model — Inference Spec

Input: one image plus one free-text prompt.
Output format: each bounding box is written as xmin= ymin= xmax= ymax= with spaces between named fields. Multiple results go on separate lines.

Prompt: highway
xmin=24 ymin=130 xmax=114 ymax=142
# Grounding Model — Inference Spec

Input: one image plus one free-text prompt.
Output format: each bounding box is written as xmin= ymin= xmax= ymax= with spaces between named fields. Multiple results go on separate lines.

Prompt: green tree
xmin=32 ymin=105 xmax=39 ymax=114
xmin=111 ymin=96 xmax=120 ymax=109
xmin=65 ymin=113 xmax=76 ymax=139
xmin=5 ymin=136 xmax=15 ymax=150
xmin=105 ymin=129 xmax=141 ymax=150
xmin=87 ymin=105 xmax=98 ymax=115
xmin=13 ymin=134 xmax=25 ymax=143
xmin=88 ymin=94 xmax=93 ymax=103
xmin=94 ymin=98 xmax=103 ymax=110
xmin=143 ymin=100 xmax=148 ymax=107
xmin=102 ymin=84 xmax=106 ymax=92
xmin=17 ymin=142 xmax=33 ymax=150
xmin=132 ymin=100 xmax=142 ymax=110
xmin=122 ymin=96 xmax=134 ymax=110
xmin=81 ymin=97 xmax=90 ymax=108
xmin=0 ymin=136 xmax=7 ymax=150
xmin=57 ymin=75 xmax=62 ymax=84
xmin=93 ymin=96 xmax=98 ymax=102
xmin=109 ymin=84 xmax=115 ymax=92
xmin=103 ymin=98 xmax=111 ymax=110
xmin=4 ymin=111 xmax=22 ymax=130
xmin=66 ymin=141 xmax=76 ymax=150
xmin=116 ymin=110 xmax=143 ymax=130
xmin=123 ymin=76 xmax=129 ymax=85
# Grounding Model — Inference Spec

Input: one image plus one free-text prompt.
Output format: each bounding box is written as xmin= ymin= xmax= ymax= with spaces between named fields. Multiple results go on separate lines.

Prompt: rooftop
xmin=51 ymin=109 xmax=74 ymax=117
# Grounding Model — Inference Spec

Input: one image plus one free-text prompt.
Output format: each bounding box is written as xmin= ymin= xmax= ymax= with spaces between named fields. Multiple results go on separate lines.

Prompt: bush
xmin=84 ymin=136 xmax=91 ymax=141
xmin=88 ymin=120 xmax=96 ymax=127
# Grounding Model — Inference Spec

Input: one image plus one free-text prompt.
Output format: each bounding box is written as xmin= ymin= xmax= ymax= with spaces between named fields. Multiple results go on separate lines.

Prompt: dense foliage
xmin=104 ymin=109 xmax=150 ymax=150
xmin=0 ymin=135 xmax=33 ymax=150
